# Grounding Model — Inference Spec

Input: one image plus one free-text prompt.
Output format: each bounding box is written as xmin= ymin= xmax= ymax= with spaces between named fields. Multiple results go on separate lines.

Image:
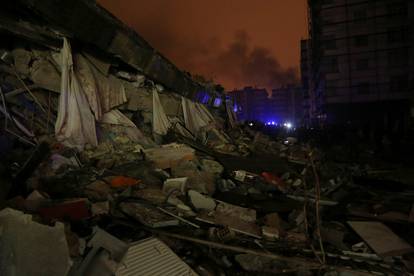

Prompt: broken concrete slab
xmin=144 ymin=143 xmax=195 ymax=170
xmin=0 ymin=208 xmax=71 ymax=276
xmin=348 ymin=221 xmax=414 ymax=257
xmin=120 ymin=201 xmax=179 ymax=228
xmin=201 ymin=159 xmax=224 ymax=176
xmin=69 ymin=228 xmax=128 ymax=276
xmin=162 ymin=177 xmax=188 ymax=195
xmin=197 ymin=201 xmax=261 ymax=238
xmin=188 ymin=190 xmax=216 ymax=211
xmin=171 ymin=159 xmax=216 ymax=195
xmin=85 ymin=180 xmax=112 ymax=202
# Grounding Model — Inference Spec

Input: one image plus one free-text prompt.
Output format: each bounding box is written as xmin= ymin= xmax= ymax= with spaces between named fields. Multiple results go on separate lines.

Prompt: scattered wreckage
xmin=1 ymin=1 xmax=414 ymax=275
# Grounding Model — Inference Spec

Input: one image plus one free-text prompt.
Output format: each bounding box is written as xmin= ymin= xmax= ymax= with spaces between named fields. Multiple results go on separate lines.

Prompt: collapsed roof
xmin=0 ymin=0 xmax=215 ymax=97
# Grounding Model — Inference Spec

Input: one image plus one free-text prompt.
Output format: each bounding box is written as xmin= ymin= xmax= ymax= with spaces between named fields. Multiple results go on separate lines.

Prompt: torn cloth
xmin=152 ymin=89 xmax=171 ymax=135
xmin=100 ymin=109 xmax=154 ymax=145
xmin=181 ymin=97 xmax=214 ymax=136
xmin=76 ymin=54 xmax=127 ymax=120
xmin=55 ymin=38 xmax=97 ymax=148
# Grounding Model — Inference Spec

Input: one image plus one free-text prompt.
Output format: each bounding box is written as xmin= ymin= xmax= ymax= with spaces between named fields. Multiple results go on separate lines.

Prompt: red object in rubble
xmin=110 ymin=176 xmax=141 ymax=188
xmin=261 ymin=172 xmax=287 ymax=192
xmin=39 ymin=199 xmax=90 ymax=221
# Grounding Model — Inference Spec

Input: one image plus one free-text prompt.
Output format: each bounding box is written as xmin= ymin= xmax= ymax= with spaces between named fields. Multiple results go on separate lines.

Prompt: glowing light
xmin=284 ymin=122 xmax=292 ymax=129
xmin=249 ymin=122 xmax=253 ymax=126
xmin=213 ymin=98 xmax=222 ymax=107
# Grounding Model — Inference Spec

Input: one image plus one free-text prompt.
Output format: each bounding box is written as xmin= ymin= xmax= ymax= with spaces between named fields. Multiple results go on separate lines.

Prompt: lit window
xmin=213 ymin=97 xmax=222 ymax=107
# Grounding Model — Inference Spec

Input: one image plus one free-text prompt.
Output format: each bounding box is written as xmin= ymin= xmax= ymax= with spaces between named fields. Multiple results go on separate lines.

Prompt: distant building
xmin=227 ymin=87 xmax=269 ymax=122
xmin=228 ymin=85 xmax=302 ymax=125
xmin=301 ymin=39 xmax=312 ymax=125
xmin=305 ymin=0 xmax=414 ymax=129
xmin=270 ymin=85 xmax=303 ymax=125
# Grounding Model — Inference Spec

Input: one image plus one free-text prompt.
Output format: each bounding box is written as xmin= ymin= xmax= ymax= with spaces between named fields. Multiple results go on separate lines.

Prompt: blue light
xmin=213 ymin=98 xmax=222 ymax=107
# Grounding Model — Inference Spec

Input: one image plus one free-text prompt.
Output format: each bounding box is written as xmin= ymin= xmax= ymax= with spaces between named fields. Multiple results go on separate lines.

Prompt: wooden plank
xmin=348 ymin=221 xmax=414 ymax=257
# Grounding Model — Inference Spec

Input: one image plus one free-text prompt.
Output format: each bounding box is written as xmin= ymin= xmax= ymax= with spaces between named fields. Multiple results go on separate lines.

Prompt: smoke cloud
xmin=147 ymin=29 xmax=299 ymax=92
xmin=98 ymin=0 xmax=300 ymax=91
xmin=206 ymin=31 xmax=299 ymax=91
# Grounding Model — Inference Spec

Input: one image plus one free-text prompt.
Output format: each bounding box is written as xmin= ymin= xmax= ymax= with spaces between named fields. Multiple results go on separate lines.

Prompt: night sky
xmin=98 ymin=0 xmax=308 ymax=91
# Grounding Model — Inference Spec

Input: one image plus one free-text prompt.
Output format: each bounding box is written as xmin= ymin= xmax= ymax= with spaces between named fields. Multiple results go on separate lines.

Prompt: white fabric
xmin=152 ymin=89 xmax=171 ymax=135
xmin=55 ymin=38 xmax=97 ymax=148
xmin=181 ymin=97 xmax=214 ymax=135
xmin=100 ymin=109 xmax=136 ymax=127
xmin=100 ymin=109 xmax=153 ymax=144
xmin=76 ymin=54 xmax=127 ymax=120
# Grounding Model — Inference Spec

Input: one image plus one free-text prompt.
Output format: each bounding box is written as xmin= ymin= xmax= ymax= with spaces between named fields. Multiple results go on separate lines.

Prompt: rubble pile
xmin=0 ymin=1 xmax=414 ymax=275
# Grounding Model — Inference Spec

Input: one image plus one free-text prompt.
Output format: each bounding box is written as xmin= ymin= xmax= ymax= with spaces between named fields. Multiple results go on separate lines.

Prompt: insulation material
xmin=55 ymin=38 xmax=97 ymax=148
xmin=76 ymin=54 xmax=127 ymax=120
xmin=100 ymin=109 xmax=136 ymax=127
xmin=122 ymin=85 xmax=152 ymax=111
xmin=116 ymin=237 xmax=198 ymax=276
xmin=181 ymin=97 xmax=214 ymax=136
xmin=152 ymin=89 xmax=171 ymax=135
xmin=100 ymin=109 xmax=153 ymax=144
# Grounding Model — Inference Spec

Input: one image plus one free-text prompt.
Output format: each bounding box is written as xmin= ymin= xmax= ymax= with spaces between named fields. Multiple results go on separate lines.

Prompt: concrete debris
xmin=200 ymin=159 xmax=224 ymax=176
xmin=91 ymin=201 xmax=110 ymax=216
xmin=188 ymin=190 xmax=216 ymax=211
xmin=69 ymin=228 xmax=128 ymax=276
xmin=120 ymin=201 xmax=180 ymax=228
xmin=85 ymin=180 xmax=113 ymax=202
xmin=144 ymin=143 xmax=195 ymax=169
xmin=198 ymin=202 xmax=261 ymax=238
xmin=0 ymin=1 xmax=413 ymax=275
xmin=162 ymin=177 xmax=188 ymax=195
xmin=262 ymin=226 xmax=280 ymax=241
xmin=235 ymin=254 xmax=288 ymax=274
xmin=0 ymin=208 xmax=71 ymax=276
xmin=348 ymin=221 xmax=414 ymax=257
xmin=116 ymin=237 xmax=198 ymax=276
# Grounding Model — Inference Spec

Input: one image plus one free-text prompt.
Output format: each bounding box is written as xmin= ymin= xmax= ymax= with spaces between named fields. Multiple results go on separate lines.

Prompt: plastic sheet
xmin=55 ymin=38 xmax=97 ymax=148
xmin=152 ymin=89 xmax=171 ymax=135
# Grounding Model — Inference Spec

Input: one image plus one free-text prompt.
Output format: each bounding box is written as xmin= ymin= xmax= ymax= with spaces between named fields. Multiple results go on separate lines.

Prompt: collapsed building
xmin=0 ymin=1 xmax=414 ymax=276
xmin=0 ymin=0 xmax=237 ymax=152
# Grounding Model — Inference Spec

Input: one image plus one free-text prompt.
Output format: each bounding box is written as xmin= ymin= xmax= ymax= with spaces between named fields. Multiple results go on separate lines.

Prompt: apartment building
xmin=305 ymin=0 xmax=414 ymax=129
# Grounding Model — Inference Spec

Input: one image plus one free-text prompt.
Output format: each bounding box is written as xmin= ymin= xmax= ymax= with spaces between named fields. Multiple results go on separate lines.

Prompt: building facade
xmin=228 ymin=85 xmax=302 ymax=124
xmin=228 ymin=87 xmax=269 ymax=122
xmin=305 ymin=0 xmax=414 ymax=129
xmin=270 ymin=85 xmax=303 ymax=125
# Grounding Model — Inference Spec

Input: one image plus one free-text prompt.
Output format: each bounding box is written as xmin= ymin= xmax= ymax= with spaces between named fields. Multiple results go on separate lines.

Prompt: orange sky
xmin=98 ymin=0 xmax=308 ymax=90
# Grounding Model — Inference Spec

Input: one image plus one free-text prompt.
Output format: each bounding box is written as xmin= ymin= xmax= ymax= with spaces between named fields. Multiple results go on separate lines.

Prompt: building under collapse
xmin=0 ymin=0 xmax=235 ymax=152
